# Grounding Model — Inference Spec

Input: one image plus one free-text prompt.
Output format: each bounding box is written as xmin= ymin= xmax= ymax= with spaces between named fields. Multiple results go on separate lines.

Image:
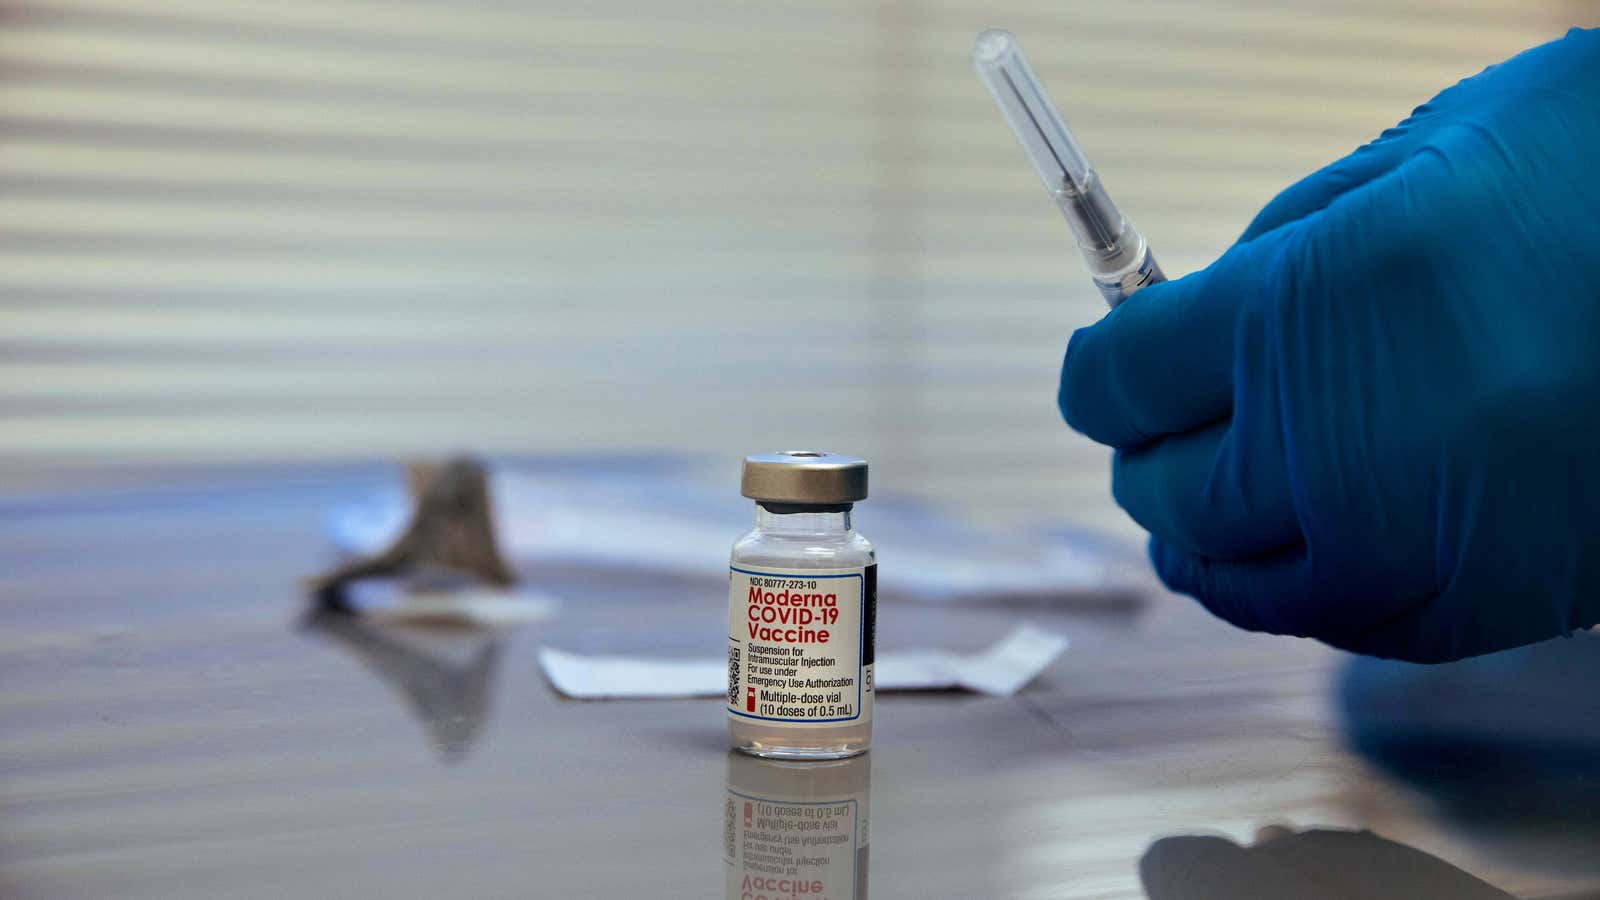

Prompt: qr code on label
xmin=727 ymin=645 xmax=741 ymax=707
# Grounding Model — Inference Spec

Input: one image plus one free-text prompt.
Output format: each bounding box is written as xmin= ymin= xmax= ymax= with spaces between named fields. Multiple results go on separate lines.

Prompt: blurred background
xmin=0 ymin=0 xmax=1588 ymax=529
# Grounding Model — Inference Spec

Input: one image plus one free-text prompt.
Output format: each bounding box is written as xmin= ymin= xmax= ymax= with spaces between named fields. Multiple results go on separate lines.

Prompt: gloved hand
xmin=1058 ymin=28 xmax=1600 ymax=662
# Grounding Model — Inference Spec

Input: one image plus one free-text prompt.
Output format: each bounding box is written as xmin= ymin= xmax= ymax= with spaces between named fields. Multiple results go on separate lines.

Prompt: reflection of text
xmin=729 ymin=798 xmax=856 ymax=883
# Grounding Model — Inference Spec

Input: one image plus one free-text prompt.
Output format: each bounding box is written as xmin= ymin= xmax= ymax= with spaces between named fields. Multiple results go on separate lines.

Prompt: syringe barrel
xmin=1090 ymin=243 xmax=1164 ymax=307
xmin=1058 ymin=173 xmax=1163 ymax=306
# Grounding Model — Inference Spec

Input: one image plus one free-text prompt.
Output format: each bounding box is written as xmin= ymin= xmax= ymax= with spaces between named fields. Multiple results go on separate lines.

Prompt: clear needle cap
xmin=972 ymin=28 xmax=1093 ymax=195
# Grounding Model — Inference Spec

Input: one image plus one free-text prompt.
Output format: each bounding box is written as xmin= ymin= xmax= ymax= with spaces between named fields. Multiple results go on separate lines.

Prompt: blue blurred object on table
xmin=1339 ymin=630 xmax=1600 ymax=876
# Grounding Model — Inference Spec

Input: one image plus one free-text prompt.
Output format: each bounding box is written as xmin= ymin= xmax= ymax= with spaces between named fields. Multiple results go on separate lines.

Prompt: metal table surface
xmin=3 ymin=465 xmax=1597 ymax=899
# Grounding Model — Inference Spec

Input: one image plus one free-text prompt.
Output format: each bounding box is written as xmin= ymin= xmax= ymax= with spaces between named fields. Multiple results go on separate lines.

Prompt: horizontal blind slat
xmin=1 ymin=0 xmax=1583 ymax=519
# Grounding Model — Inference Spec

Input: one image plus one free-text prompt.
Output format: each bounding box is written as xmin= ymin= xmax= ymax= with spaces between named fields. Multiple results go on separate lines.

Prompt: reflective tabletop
xmin=3 ymin=466 xmax=1598 ymax=899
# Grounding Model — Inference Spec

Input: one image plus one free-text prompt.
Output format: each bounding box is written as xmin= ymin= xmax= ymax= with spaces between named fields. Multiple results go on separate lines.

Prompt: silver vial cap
xmin=741 ymin=451 xmax=868 ymax=505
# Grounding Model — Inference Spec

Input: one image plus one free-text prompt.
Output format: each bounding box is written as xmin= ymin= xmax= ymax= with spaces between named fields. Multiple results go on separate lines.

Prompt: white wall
xmin=0 ymin=0 xmax=1588 ymax=526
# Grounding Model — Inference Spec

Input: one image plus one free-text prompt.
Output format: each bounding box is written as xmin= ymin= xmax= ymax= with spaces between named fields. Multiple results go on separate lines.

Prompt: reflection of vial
xmin=728 ymin=451 xmax=876 ymax=759
xmin=723 ymin=752 xmax=871 ymax=900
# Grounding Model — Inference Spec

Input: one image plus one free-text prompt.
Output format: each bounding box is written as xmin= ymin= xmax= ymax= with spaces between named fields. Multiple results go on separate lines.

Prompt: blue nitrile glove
xmin=1058 ymin=28 xmax=1600 ymax=662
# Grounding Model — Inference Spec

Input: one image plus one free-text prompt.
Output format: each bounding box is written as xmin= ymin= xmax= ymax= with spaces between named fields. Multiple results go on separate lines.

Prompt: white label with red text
xmin=727 ymin=564 xmax=876 ymax=727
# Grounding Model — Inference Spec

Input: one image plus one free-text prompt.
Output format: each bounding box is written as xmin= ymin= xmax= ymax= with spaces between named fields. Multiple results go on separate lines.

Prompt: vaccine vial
xmin=723 ymin=751 xmax=871 ymax=899
xmin=728 ymin=451 xmax=875 ymax=759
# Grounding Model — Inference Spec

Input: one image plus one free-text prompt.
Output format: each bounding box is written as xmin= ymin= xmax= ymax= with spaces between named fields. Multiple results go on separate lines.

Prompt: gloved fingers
xmin=1238 ymin=123 xmax=1419 ymax=244
xmin=1113 ymin=418 xmax=1299 ymax=560
xmin=1237 ymin=29 xmax=1600 ymax=248
xmin=1150 ymin=538 xmax=1319 ymax=639
xmin=1059 ymin=225 xmax=1292 ymax=449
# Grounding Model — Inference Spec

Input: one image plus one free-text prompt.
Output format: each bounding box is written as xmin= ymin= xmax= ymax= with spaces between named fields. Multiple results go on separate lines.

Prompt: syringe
xmin=972 ymin=29 xmax=1164 ymax=307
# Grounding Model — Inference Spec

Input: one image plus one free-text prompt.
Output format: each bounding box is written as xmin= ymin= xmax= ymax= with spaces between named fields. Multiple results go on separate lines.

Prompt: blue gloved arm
xmin=1058 ymin=28 xmax=1600 ymax=662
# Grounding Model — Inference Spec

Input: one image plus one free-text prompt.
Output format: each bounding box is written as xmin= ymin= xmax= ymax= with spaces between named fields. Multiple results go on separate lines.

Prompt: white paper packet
xmin=538 ymin=625 xmax=1067 ymax=700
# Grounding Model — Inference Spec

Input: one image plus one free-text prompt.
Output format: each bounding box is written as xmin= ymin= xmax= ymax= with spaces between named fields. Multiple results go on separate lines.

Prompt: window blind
xmin=0 ymin=0 xmax=1587 ymax=526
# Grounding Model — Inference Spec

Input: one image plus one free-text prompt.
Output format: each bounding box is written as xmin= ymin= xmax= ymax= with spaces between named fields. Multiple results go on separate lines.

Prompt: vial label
xmin=727 ymin=564 xmax=876 ymax=726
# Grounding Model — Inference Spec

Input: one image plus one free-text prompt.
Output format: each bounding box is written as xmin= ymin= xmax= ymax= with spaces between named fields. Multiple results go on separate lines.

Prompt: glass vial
xmin=723 ymin=752 xmax=871 ymax=899
xmin=728 ymin=451 xmax=875 ymax=759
